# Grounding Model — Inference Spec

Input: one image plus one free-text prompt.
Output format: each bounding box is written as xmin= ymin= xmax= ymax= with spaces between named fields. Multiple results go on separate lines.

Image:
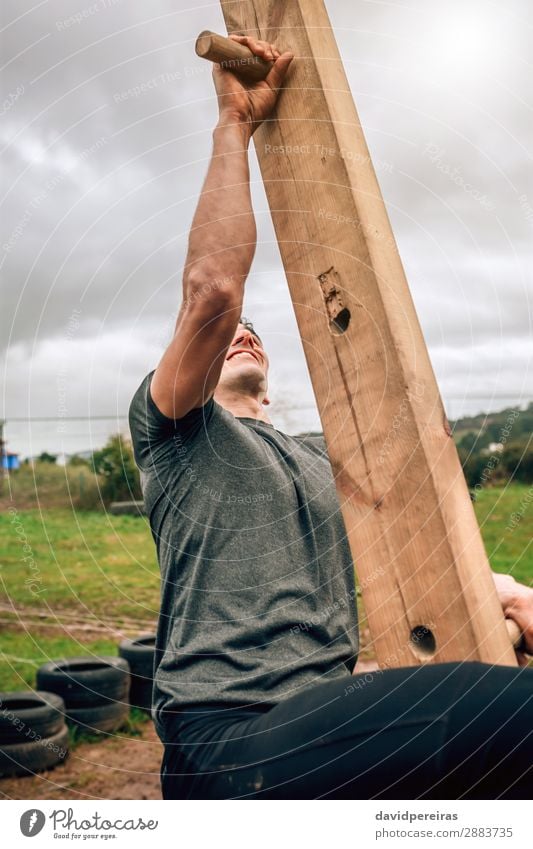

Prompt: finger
xmin=250 ymin=40 xmax=275 ymax=62
xmin=265 ymin=51 xmax=294 ymax=91
xmin=229 ymin=34 xmax=277 ymax=62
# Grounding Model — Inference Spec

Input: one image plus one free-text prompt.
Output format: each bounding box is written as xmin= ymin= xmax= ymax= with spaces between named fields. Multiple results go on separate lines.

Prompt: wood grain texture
xmin=219 ymin=0 xmax=517 ymax=667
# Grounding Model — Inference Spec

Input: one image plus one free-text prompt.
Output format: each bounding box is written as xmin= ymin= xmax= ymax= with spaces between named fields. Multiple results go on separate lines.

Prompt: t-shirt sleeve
xmin=128 ymin=371 xmax=215 ymax=471
xmin=294 ymin=433 xmax=328 ymax=456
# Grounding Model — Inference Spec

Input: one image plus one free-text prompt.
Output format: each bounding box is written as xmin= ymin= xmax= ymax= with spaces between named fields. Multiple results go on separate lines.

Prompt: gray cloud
xmin=1 ymin=0 xmax=531 ymax=457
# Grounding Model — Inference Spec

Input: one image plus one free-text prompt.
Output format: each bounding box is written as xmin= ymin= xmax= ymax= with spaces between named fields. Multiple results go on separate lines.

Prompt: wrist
xmin=215 ymin=113 xmax=253 ymax=146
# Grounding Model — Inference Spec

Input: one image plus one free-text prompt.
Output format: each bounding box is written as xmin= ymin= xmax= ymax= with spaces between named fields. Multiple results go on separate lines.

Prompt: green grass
xmin=473 ymin=483 xmax=533 ymax=586
xmin=0 ymin=631 xmax=119 ymax=692
xmin=0 ymin=508 xmax=159 ymax=695
xmin=68 ymin=707 xmax=151 ymax=749
xmin=0 ymin=484 xmax=532 ymax=695
xmin=0 ymin=509 xmax=159 ymax=617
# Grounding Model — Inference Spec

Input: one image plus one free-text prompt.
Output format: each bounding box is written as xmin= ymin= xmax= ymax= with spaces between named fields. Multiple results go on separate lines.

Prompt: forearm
xmin=183 ymin=119 xmax=255 ymax=304
xmin=151 ymin=35 xmax=290 ymax=420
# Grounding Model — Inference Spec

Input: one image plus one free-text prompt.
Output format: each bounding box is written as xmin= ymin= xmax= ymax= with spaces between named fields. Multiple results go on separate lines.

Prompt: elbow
xmin=183 ymin=267 xmax=243 ymax=314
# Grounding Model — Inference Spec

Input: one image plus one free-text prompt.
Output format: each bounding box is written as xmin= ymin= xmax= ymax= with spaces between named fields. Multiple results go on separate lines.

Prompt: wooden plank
xmin=218 ymin=0 xmax=516 ymax=667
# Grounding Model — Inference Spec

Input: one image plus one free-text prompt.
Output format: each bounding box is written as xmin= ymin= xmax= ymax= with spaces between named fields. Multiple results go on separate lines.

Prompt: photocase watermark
xmin=113 ymin=54 xmax=268 ymax=103
xmin=343 ymin=622 xmax=437 ymax=695
xmin=182 ymin=274 xmax=234 ymax=310
xmin=50 ymin=807 xmax=158 ymax=834
xmin=422 ymin=143 xmax=495 ymax=211
xmin=317 ymin=207 xmax=398 ymax=251
xmin=113 ymin=66 xmax=206 ymax=103
xmin=376 ymin=383 xmax=425 ymax=466
xmin=3 ymin=138 xmax=108 ymax=255
xmin=0 ymin=702 xmax=68 ymax=759
xmin=56 ymin=0 xmax=122 ymax=31
xmin=264 ymin=142 xmax=394 ymax=173
xmin=506 ymin=484 xmax=533 ymax=531
xmin=195 ymin=482 xmax=273 ymax=505
xmin=57 ymin=307 xmax=82 ymax=434
xmin=472 ymin=409 xmax=519 ymax=493
xmin=291 ymin=587 xmax=358 ymax=635
xmin=19 ymin=806 xmax=159 ymax=837
xmin=159 ymin=421 xmax=275 ymax=503
xmin=20 ymin=809 xmax=46 ymax=837
xmin=291 ymin=568 xmax=385 ymax=636
xmin=173 ymin=432 xmax=198 ymax=483
xmin=0 ymin=85 xmax=24 ymax=118
xmin=170 ymin=433 xmax=274 ymax=502
xmin=518 ymin=194 xmax=533 ymax=223
xmin=8 ymin=507 xmax=45 ymax=597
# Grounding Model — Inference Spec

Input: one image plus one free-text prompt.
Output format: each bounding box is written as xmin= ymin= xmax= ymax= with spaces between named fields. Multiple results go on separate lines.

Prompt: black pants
xmin=160 ymin=662 xmax=533 ymax=799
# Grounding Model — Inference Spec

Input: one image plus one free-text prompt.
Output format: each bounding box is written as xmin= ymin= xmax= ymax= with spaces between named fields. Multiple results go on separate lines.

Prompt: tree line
xmin=24 ymin=401 xmax=533 ymax=507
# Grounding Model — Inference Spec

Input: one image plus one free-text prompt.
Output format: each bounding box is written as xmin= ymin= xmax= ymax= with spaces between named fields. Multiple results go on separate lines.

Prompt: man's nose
xmin=235 ymin=331 xmax=253 ymax=347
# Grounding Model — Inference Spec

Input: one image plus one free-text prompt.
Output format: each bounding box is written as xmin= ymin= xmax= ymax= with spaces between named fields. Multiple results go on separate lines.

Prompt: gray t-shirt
xmin=129 ymin=372 xmax=359 ymax=740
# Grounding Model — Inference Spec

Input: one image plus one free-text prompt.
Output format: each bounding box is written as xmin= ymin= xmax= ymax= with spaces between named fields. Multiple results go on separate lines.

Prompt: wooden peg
xmin=195 ymin=30 xmax=273 ymax=83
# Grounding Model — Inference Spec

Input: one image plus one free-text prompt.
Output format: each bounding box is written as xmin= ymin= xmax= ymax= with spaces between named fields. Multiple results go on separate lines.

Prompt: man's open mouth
xmin=227 ymin=349 xmax=262 ymax=364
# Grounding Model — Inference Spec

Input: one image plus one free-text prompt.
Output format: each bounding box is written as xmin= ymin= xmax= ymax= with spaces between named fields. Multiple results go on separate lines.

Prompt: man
xmin=129 ymin=35 xmax=533 ymax=799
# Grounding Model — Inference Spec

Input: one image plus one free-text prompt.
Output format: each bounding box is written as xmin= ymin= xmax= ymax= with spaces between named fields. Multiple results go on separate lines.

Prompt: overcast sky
xmin=1 ymin=0 xmax=532 ymax=458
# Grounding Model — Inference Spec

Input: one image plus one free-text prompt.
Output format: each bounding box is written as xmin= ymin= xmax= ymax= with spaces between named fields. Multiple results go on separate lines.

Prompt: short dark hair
xmin=239 ymin=315 xmax=262 ymax=345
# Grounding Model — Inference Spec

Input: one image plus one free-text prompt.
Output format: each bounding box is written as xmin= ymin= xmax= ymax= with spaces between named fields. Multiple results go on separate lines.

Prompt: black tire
xmin=118 ymin=634 xmax=155 ymax=671
xmin=0 ymin=691 xmax=65 ymax=745
xmin=0 ymin=724 xmax=69 ymax=778
xmin=119 ymin=636 xmax=155 ymax=713
xmin=67 ymin=700 xmax=130 ymax=734
xmin=36 ymin=657 xmax=130 ymax=708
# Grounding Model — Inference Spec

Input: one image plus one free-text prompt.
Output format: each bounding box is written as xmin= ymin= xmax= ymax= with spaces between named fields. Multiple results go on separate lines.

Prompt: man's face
xmin=218 ymin=323 xmax=270 ymax=398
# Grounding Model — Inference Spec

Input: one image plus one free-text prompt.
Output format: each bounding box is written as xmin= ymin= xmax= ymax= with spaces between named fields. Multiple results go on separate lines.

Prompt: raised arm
xmin=151 ymin=36 xmax=293 ymax=419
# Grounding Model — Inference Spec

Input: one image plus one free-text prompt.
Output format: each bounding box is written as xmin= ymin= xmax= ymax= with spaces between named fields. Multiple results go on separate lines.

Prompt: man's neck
xmin=214 ymin=389 xmax=272 ymax=424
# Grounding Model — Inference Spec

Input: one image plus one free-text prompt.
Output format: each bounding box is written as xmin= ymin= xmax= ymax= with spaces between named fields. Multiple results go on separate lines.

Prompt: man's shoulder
xmin=292 ymin=431 xmax=327 ymax=454
xmin=128 ymin=371 xmax=223 ymax=470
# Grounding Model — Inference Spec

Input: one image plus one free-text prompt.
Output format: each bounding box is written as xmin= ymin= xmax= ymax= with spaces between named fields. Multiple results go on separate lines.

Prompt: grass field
xmin=0 ymin=483 xmax=532 ymax=693
xmin=0 ymin=509 xmax=159 ymax=692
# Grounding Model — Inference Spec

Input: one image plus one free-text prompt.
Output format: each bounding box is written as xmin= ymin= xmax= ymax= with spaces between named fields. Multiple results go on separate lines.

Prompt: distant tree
xmin=501 ymin=439 xmax=533 ymax=484
xmin=67 ymin=454 xmax=90 ymax=467
xmin=37 ymin=451 xmax=57 ymax=464
xmin=91 ymin=434 xmax=142 ymax=503
xmin=458 ymin=431 xmax=482 ymax=453
xmin=458 ymin=448 xmax=491 ymax=489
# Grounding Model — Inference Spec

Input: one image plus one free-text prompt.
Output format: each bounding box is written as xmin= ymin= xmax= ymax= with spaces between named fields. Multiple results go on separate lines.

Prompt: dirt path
xmin=0 ymin=602 xmax=156 ymax=639
xmin=0 ymin=721 xmax=163 ymax=800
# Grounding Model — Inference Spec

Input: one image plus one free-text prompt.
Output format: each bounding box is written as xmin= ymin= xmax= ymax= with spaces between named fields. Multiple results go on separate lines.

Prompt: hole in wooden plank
xmin=317 ymin=267 xmax=351 ymax=336
xmin=409 ymin=625 xmax=437 ymax=659
xmin=330 ymin=307 xmax=351 ymax=335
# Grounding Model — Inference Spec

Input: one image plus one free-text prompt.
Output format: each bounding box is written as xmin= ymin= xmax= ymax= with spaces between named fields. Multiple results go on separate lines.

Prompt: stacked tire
xmin=0 ymin=691 xmax=69 ymax=777
xmin=36 ymin=657 xmax=130 ymax=734
xmin=118 ymin=635 xmax=156 ymax=713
